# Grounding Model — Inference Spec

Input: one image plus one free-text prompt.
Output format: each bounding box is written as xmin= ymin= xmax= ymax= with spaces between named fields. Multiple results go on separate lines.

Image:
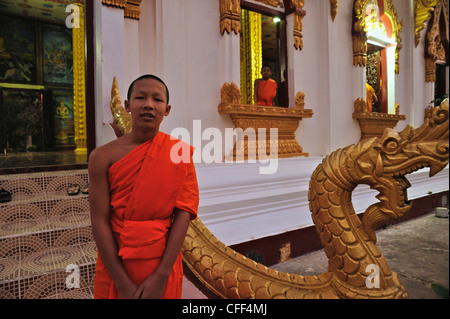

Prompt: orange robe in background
xmin=366 ymin=83 xmax=375 ymax=112
xmin=93 ymin=132 xmax=199 ymax=299
xmin=256 ymin=79 xmax=277 ymax=106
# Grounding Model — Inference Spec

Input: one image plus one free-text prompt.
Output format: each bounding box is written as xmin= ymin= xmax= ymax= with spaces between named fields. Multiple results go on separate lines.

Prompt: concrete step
xmin=0 ymin=169 xmax=89 ymax=202
xmin=0 ymin=169 xmax=96 ymax=299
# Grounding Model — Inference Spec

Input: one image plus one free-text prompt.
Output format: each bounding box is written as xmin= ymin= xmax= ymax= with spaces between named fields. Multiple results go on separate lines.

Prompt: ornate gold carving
xmin=110 ymin=77 xmax=132 ymax=136
xmin=425 ymin=57 xmax=437 ymax=82
xmin=291 ymin=0 xmax=306 ymax=50
xmin=424 ymin=1 xmax=449 ymax=82
xmin=353 ymin=99 xmax=406 ymax=140
xmin=352 ymin=0 xmax=371 ymax=66
xmin=220 ymin=0 xmax=241 ymax=35
xmin=219 ymin=83 xmax=313 ymax=159
xmin=253 ymin=0 xmax=284 ymax=8
xmin=221 ymin=82 xmax=241 ymax=104
xmin=414 ymin=0 xmax=440 ymax=47
xmin=295 ymin=91 xmax=305 ymax=110
xmin=72 ymin=4 xmax=87 ymax=154
xmin=330 ymin=0 xmax=339 ymax=22
xmin=102 ymin=0 xmax=127 ymax=8
xmin=125 ymin=0 xmax=142 ymax=20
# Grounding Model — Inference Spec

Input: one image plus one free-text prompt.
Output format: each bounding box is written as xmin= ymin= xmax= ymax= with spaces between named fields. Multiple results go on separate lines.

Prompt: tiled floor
xmin=0 ymin=151 xmax=87 ymax=174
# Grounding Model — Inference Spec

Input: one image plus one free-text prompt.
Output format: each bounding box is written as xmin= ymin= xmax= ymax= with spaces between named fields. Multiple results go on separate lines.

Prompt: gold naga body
xmin=110 ymin=80 xmax=448 ymax=298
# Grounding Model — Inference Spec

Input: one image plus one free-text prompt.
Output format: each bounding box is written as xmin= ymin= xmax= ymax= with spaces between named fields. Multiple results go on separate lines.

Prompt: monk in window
xmin=366 ymin=82 xmax=378 ymax=112
xmin=254 ymin=65 xmax=277 ymax=106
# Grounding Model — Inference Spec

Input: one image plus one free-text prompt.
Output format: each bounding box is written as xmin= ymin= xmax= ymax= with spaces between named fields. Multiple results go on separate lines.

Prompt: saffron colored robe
xmin=256 ymin=79 xmax=277 ymax=106
xmin=93 ymin=132 xmax=199 ymax=299
xmin=366 ymin=83 xmax=375 ymax=112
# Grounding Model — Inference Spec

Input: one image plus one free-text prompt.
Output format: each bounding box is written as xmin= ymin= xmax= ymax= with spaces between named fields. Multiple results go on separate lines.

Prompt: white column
xmin=220 ymin=34 xmax=241 ymax=86
xmin=124 ymin=18 xmax=140 ymax=88
xmin=94 ymin=2 xmax=127 ymax=147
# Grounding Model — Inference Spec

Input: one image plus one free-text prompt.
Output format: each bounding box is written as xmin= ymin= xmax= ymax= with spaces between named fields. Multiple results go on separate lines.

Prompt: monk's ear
xmin=124 ymin=100 xmax=131 ymax=112
xmin=165 ymin=104 xmax=171 ymax=116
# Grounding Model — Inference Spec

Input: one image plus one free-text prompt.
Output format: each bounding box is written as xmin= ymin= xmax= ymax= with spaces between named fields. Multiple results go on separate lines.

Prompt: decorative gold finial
xmin=110 ymin=77 xmax=132 ymax=135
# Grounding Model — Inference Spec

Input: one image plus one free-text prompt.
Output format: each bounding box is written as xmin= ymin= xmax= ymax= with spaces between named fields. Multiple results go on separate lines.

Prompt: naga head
xmin=350 ymin=100 xmax=449 ymax=242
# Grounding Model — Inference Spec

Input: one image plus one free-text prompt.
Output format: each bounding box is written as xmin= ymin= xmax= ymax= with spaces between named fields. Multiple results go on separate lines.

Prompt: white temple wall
xmin=96 ymin=0 xmax=444 ymax=155
xmin=94 ymin=0 xmax=449 ymax=246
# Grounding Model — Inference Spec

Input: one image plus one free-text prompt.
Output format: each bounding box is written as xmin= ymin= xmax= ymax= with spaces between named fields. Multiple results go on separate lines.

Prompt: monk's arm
xmin=136 ymin=208 xmax=191 ymax=299
xmin=88 ymin=148 xmax=137 ymax=298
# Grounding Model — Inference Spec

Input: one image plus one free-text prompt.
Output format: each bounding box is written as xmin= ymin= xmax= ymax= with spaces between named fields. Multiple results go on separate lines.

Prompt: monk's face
xmin=125 ymin=78 xmax=171 ymax=132
xmin=261 ymin=67 xmax=272 ymax=79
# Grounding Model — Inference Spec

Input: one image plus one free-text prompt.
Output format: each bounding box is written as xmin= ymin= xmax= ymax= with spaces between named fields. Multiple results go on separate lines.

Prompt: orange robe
xmin=366 ymin=83 xmax=375 ymax=112
xmin=256 ymin=79 xmax=277 ymax=106
xmin=93 ymin=132 xmax=199 ymax=299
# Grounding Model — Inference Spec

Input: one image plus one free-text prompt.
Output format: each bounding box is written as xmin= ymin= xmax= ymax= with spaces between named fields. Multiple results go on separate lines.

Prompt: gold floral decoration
xmin=414 ymin=0 xmax=440 ymax=47
xmin=291 ymin=0 xmax=306 ymax=50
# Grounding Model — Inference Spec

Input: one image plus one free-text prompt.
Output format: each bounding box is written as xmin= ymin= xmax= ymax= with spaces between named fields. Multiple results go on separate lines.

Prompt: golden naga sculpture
xmin=110 ymin=84 xmax=449 ymax=298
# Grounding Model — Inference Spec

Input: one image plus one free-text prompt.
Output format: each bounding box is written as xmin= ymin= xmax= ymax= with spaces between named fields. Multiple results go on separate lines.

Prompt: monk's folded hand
xmin=114 ymin=279 xmax=139 ymax=299
xmin=135 ymin=272 xmax=169 ymax=299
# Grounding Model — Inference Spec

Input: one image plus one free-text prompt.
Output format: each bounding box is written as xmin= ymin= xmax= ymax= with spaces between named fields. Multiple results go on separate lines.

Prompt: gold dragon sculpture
xmin=110 ymin=79 xmax=448 ymax=299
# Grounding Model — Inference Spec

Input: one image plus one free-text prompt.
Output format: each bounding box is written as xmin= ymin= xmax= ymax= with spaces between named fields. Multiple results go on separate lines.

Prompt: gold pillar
xmin=240 ymin=9 xmax=262 ymax=105
xmin=72 ymin=4 xmax=87 ymax=155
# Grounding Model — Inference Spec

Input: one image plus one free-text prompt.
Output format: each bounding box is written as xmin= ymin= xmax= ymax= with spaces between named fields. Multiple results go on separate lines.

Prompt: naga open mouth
xmin=392 ymin=175 xmax=412 ymax=207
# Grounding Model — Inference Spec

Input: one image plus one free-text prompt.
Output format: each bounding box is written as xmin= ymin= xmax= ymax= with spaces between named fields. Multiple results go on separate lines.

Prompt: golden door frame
xmin=72 ymin=2 xmax=87 ymax=155
xmin=352 ymin=0 xmax=403 ymax=74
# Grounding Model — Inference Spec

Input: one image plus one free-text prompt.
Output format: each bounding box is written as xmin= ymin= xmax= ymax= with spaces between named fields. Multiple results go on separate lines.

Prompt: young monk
xmin=88 ymin=74 xmax=199 ymax=299
xmin=254 ymin=65 xmax=277 ymax=106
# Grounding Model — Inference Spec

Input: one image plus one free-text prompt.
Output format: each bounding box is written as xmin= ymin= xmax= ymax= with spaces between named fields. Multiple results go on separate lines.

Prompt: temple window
xmin=240 ymin=1 xmax=288 ymax=107
xmin=352 ymin=0 xmax=405 ymax=140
